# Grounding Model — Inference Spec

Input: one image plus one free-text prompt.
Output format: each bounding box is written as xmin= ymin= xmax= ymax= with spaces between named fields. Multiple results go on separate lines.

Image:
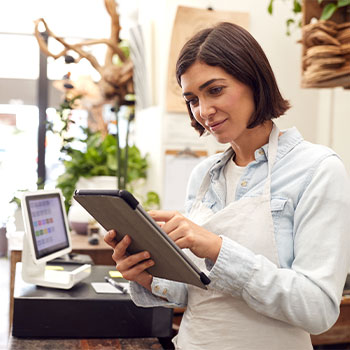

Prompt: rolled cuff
xmin=207 ymin=235 xmax=256 ymax=295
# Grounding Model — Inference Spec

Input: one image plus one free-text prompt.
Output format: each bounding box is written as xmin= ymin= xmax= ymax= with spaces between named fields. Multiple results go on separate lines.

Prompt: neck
xmin=230 ymin=121 xmax=273 ymax=166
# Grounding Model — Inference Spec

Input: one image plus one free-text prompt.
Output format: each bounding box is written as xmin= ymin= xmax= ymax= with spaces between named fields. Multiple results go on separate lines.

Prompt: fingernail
xmin=144 ymin=252 xmax=150 ymax=259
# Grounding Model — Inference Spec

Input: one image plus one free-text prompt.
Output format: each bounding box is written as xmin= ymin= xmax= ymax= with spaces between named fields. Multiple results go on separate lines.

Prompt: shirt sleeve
xmin=206 ymin=155 xmax=350 ymax=335
xmin=130 ymin=277 xmax=188 ymax=308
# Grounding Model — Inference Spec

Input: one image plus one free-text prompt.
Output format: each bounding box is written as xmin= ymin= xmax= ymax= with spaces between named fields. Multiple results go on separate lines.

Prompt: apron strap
xmin=262 ymin=123 xmax=279 ymax=196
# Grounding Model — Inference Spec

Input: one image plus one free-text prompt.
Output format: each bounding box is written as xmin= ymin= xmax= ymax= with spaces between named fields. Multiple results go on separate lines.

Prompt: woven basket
xmin=301 ymin=19 xmax=350 ymax=88
xmin=301 ymin=1 xmax=350 ymax=88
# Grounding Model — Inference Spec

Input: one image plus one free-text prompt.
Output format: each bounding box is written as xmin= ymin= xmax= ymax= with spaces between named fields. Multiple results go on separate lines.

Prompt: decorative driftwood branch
xmin=33 ymin=0 xmax=133 ymax=103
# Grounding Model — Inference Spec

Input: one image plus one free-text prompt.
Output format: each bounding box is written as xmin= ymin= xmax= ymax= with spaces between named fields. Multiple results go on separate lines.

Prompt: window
xmin=0 ymin=104 xmax=38 ymax=224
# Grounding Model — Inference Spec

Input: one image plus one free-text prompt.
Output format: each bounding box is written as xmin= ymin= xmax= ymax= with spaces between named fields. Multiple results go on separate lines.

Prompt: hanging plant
xmin=267 ymin=0 xmax=350 ymax=35
xmin=267 ymin=0 xmax=302 ymax=35
xmin=318 ymin=0 xmax=350 ymax=20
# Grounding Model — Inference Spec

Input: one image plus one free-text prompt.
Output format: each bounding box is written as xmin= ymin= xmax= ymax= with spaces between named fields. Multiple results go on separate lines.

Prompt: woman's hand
xmin=104 ymin=230 xmax=155 ymax=291
xmin=149 ymin=210 xmax=222 ymax=263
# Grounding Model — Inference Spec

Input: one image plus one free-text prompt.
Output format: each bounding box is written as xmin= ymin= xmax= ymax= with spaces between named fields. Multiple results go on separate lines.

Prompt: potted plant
xmin=48 ymin=96 xmax=159 ymax=234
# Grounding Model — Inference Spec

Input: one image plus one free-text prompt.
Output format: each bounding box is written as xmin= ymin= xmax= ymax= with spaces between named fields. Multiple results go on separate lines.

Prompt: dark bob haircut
xmin=176 ymin=22 xmax=290 ymax=136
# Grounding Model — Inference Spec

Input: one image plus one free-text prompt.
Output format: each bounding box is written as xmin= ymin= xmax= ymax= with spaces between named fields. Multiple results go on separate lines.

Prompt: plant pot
xmin=68 ymin=176 xmax=117 ymax=235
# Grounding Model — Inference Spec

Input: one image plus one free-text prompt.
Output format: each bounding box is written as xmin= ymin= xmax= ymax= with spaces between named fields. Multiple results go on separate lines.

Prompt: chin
xmin=214 ymin=138 xmax=231 ymax=145
xmin=212 ymin=134 xmax=235 ymax=144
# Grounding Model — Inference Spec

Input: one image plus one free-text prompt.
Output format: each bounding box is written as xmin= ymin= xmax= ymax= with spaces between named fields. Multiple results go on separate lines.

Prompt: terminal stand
xmin=21 ymin=231 xmax=91 ymax=289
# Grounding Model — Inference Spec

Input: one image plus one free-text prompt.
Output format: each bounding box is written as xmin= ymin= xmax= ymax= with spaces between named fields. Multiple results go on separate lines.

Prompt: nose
xmin=198 ymin=100 xmax=216 ymax=121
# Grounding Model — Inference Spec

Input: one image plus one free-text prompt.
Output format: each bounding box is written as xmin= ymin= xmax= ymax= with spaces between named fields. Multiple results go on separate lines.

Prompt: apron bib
xmin=174 ymin=124 xmax=312 ymax=350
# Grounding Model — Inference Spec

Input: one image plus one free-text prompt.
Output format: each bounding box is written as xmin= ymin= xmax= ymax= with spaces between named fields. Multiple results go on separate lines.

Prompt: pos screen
xmin=25 ymin=192 xmax=70 ymax=259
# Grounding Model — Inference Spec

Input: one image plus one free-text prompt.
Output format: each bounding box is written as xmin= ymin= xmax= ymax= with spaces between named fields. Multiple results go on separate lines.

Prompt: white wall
xmin=317 ymin=88 xmax=350 ymax=172
xmin=0 ymin=0 xmax=111 ymax=38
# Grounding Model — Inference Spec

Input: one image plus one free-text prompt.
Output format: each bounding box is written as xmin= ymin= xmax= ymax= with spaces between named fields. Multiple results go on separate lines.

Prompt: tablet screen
xmin=25 ymin=193 xmax=70 ymax=259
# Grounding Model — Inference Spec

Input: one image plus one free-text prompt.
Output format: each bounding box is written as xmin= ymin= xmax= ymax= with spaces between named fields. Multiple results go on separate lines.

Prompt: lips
xmin=207 ymin=119 xmax=226 ymax=132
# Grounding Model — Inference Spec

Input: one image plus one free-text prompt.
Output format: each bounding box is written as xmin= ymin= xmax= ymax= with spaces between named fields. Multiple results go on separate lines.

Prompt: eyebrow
xmin=182 ymin=78 xmax=226 ymax=97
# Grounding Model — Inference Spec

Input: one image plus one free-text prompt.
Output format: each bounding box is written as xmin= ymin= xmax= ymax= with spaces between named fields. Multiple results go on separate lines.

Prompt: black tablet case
xmin=74 ymin=190 xmax=210 ymax=289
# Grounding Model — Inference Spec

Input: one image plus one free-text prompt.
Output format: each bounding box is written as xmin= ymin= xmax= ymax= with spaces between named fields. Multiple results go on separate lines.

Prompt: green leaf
xmin=320 ymin=3 xmax=337 ymax=20
xmin=107 ymin=153 xmax=117 ymax=171
xmin=293 ymin=0 xmax=302 ymax=13
xmin=86 ymin=132 xmax=102 ymax=148
xmin=338 ymin=0 xmax=350 ymax=7
xmin=286 ymin=18 xmax=295 ymax=36
xmin=90 ymin=165 xmax=109 ymax=176
xmin=267 ymin=0 xmax=274 ymax=15
xmin=142 ymin=191 xmax=160 ymax=211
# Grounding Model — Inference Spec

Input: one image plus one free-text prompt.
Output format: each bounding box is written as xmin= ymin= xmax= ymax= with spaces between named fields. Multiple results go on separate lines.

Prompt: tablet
xmin=74 ymin=189 xmax=210 ymax=289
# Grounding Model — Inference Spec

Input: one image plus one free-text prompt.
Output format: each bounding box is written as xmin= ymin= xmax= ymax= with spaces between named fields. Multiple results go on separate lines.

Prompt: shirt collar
xmin=260 ymin=127 xmax=304 ymax=162
xmin=210 ymin=126 xmax=304 ymax=173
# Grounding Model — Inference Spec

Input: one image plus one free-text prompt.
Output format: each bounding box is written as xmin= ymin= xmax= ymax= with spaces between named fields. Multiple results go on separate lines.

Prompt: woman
xmin=105 ymin=22 xmax=350 ymax=349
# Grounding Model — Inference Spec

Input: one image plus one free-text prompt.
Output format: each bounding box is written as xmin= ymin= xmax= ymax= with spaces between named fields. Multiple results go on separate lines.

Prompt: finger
xmin=170 ymin=234 xmax=195 ymax=250
xmin=121 ymin=267 xmax=153 ymax=288
xmin=121 ymin=259 xmax=155 ymax=281
xmin=148 ymin=210 xmax=178 ymax=223
xmin=111 ymin=235 xmax=131 ymax=261
xmin=170 ymin=236 xmax=188 ymax=249
xmin=167 ymin=226 xmax=185 ymax=243
xmin=149 ymin=211 xmax=184 ymax=235
xmin=167 ymin=220 xmax=196 ymax=246
xmin=104 ymin=230 xmax=118 ymax=248
xmin=114 ymin=250 xmax=151 ymax=270
xmin=163 ymin=214 xmax=189 ymax=235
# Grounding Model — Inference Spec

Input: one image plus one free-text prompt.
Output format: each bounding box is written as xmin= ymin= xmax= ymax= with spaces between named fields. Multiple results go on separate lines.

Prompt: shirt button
xmin=258 ymin=149 xmax=264 ymax=155
xmin=154 ymin=285 xmax=160 ymax=292
xmin=162 ymin=288 xmax=168 ymax=295
xmin=241 ymin=180 xmax=248 ymax=187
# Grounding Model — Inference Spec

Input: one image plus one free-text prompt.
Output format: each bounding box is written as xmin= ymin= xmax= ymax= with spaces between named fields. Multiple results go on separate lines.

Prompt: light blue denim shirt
xmin=130 ymin=127 xmax=350 ymax=335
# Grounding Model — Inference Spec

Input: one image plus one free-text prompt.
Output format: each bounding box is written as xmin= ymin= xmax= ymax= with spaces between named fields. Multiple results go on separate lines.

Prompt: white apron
xmin=174 ymin=124 xmax=312 ymax=350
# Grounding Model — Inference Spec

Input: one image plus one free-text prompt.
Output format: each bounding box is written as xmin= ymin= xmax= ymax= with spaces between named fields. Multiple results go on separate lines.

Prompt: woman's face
xmin=180 ymin=61 xmax=255 ymax=145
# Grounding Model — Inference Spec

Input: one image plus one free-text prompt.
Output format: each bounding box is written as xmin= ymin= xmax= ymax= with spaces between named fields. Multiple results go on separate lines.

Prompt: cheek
xmin=222 ymin=92 xmax=239 ymax=109
xmin=237 ymin=88 xmax=255 ymax=114
xmin=224 ymin=91 xmax=254 ymax=116
xmin=241 ymin=96 xmax=255 ymax=117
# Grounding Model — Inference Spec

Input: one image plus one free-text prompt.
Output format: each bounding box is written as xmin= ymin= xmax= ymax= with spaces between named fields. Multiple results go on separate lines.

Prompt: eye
xmin=209 ymin=86 xmax=223 ymax=95
xmin=185 ymin=97 xmax=199 ymax=106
